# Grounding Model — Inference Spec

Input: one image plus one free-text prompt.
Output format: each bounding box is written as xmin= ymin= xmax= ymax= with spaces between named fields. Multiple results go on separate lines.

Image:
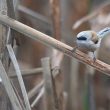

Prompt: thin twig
xmin=27 ymin=68 xmax=60 ymax=101
xmin=9 ymin=67 xmax=43 ymax=78
xmin=72 ymin=1 xmax=110 ymax=29
xmin=30 ymin=67 xmax=60 ymax=107
xmin=49 ymin=0 xmax=61 ymax=40
xmin=51 ymin=66 xmax=60 ymax=110
xmin=7 ymin=45 xmax=31 ymax=110
xmin=28 ymin=80 xmax=43 ymax=99
xmin=0 ymin=0 xmax=9 ymax=71
xmin=11 ymin=80 xmax=26 ymax=110
xmin=41 ymin=58 xmax=55 ymax=110
xmin=0 ymin=0 xmax=23 ymax=109
xmin=31 ymin=87 xmax=44 ymax=108
xmin=18 ymin=5 xmax=69 ymax=40
xmin=51 ymin=49 xmax=64 ymax=67
xmin=6 ymin=0 xmax=16 ymax=45
xmin=0 ymin=1 xmax=22 ymax=110
xmin=6 ymin=0 xmax=15 ymax=19
xmin=0 ymin=61 xmax=23 ymax=110
xmin=0 ymin=15 xmax=109 ymax=75
xmin=18 ymin=5 xmax=49 ymax=23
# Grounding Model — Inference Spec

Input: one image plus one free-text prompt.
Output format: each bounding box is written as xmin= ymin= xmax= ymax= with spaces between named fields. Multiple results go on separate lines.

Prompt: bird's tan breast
xmin=91 ymin=31 xmax=99 ymax=44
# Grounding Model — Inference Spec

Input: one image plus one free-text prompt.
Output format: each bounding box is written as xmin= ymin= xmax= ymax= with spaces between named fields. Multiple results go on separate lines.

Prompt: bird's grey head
xmin=98 ymin=27 xmax=110 ymax=38
xmin=77 ymin=31 xmax=92 ymax=41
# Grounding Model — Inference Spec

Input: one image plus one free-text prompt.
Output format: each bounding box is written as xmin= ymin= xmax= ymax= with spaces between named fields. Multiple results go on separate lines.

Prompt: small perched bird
xmin=73 ymin=27 xmax=110 ymax=61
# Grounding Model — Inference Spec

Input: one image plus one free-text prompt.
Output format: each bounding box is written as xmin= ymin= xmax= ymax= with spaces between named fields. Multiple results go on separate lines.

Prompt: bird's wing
xmin=91 ymin=31 xmax=99 ymax=44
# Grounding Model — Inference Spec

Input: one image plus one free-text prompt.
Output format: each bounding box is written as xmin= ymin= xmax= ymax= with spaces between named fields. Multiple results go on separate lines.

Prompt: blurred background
xmin=1 ymin=0 xmax=110 ymax=110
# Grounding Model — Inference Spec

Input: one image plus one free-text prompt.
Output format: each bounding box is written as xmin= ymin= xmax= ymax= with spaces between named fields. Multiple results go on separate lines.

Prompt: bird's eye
xmin=77 ymin=36 xmax=87 ymax=40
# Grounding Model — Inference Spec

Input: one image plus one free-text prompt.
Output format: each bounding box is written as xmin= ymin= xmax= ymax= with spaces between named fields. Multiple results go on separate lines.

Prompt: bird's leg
xmin=92 ymin=51 xmax=96 ymax=62
xmin=72 ymin=46 xmax=78 ymax=52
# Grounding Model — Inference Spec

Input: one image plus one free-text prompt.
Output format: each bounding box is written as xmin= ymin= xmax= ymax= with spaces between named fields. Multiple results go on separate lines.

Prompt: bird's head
xmin=77 ymin=31 xmax=93 ymax=40
xmin=77 ymin=31 xmax=99 ymax=44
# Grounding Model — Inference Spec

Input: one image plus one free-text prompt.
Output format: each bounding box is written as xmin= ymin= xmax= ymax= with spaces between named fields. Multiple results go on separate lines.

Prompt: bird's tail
xmin=97 ymin=27 xmax=110 ymax=38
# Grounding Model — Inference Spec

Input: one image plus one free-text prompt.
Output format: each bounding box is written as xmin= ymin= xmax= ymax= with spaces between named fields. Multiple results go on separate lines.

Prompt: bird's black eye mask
xmin=77 ymin=36 xmax=87 ymax=40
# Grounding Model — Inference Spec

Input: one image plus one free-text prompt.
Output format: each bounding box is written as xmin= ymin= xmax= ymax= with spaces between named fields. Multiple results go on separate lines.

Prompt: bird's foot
xmin=93 ymin=57 xmax=96 ymax=63
xmin=92 ymin=52 xmax=96 ymax=63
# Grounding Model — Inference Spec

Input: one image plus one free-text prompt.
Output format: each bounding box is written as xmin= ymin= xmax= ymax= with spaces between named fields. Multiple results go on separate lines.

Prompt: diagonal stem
xmin=7 ymin=44 xmax=31 ymax=110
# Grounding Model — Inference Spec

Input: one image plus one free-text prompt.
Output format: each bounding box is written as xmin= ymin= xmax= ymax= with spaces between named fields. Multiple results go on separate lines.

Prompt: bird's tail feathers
xmin=97 ymin=27 xmax=110 ymax=38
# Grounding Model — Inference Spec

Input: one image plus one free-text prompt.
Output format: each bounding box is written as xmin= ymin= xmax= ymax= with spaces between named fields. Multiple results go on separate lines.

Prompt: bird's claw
xmin=92 ymin=52 xmax=96 ymax=62
xmin=93 ymin=57 xmax=96 ymax=63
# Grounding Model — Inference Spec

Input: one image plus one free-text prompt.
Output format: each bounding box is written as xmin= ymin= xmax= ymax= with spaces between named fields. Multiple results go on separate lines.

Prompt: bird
xmin=73 ymin=27 xmax=110 ymax=61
